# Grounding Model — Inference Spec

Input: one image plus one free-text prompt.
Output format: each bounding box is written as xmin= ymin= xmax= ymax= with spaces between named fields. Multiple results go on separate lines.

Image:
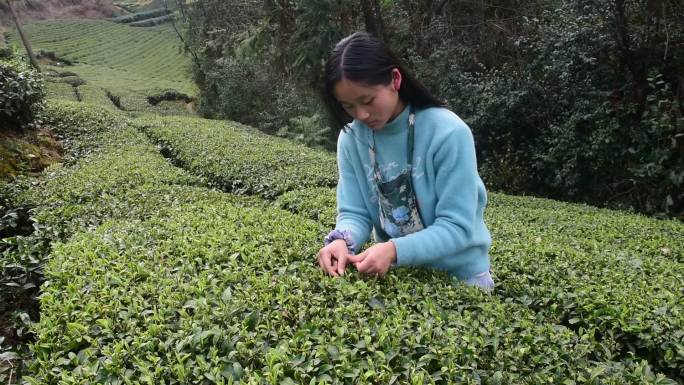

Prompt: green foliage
xmin=275 ymin=187 xmax=337 ymax=228
xmin=111 ymin=8 xmax=171 ymax=24
xmin=14 ymin=143 xmax=679 ymax=383
xmin=15 ymin=179 xmax=681 ymax=384
xmin=59 ymin=75 xmax=86 ymax=87
xmin=0 ymin=49 xmax=45 ymax=131
xmin=194 ymin=55 xmax=327 ymax=143
xmin=185 ymin=0 xmax=684 ymax=218
xmin=134 ymin=114 xmax=338 ymax=198
xmin=35 ymin=50 xmax=72 ymax=66
xmin=186 ymin=0 xmax=346 ymax=149
xmin=2 ymin=97 xmax=682 ymax=383
xmin=275 ymin=113 xmax=335 ymax=150
xmin=147 ymin=89 xmax=193 ymax=105
xmin=129 ymin=14 xmax=173 ymax=27
xmin=485 ymin=193 xmax=684 ymax=377
xmin=39 ymin=100 xmax=128 ymax=162
xmin=627 ymin=71 xmax=684 ymax=216
xmin=280 ymin=0 xmax=356 ymax=85
xmin=24 ymin=208 xmax=678 ymax=384
xmin=113 ymin=0 xmax=167 ymax=13
xmin=278 ymin=185 xmax=684 ymax=379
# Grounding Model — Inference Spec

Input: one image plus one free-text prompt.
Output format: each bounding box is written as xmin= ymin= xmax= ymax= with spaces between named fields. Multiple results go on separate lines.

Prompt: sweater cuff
xmin=335 ymin=222 xmax=369 ymax=254
xmin=391 ymin=236 xmax=416 ymax=266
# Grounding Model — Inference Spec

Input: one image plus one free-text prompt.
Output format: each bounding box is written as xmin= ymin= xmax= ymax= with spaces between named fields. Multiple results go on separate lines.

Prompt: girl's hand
xmin=348 ymin=241 xmax=397 ymax=277
xmin=317 ymin=239 xmax=350 ymax=277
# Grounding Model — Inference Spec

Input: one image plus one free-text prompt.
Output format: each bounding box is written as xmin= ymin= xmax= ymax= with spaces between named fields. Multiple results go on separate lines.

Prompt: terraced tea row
xmin=14 ymin=20 xmax=189 ymax=85
xmin=7 ymin=20 xmax=194 ymax=114
xmin=134 ymin=115 xmax=338 ymax=198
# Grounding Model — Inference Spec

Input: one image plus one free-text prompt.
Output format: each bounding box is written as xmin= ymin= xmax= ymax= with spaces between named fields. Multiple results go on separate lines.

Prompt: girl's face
xmin=334 ymin=68 xmax=405 ymax=130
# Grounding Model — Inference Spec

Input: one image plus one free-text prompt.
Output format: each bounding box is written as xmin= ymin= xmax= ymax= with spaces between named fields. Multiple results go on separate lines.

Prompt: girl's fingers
xmin=355 ymin=256 xmax=374 ymax=273
xmin=336 ymin=254 xmax=347 ymax=276
xmin=318 ymin=249 xmax=337 ymax=276
xmin=347 ymin=252 xmax=367 ymax=263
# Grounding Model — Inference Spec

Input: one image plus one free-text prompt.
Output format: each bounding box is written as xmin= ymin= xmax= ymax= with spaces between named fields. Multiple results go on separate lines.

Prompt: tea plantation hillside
xmin=5 ymin=19 xmax=195 ymax=115
xmin=2 ymin=13 xmax=683 ymax=385
xmin=1 ymin=99 xmax=682 ymax=384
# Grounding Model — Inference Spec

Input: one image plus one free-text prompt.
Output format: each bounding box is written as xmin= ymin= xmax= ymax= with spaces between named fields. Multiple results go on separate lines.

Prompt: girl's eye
xmin=363 ymin=98 xmax=374 ymax=105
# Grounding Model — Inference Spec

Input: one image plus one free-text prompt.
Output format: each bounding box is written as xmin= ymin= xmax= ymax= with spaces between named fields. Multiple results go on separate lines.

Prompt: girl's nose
xmin=357 ymin=108 xmax=370 ymax=120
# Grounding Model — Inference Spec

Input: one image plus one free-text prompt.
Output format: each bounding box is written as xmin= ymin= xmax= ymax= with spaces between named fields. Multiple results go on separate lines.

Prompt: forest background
xmin=179 ymin=0 xmax=683 ymax=220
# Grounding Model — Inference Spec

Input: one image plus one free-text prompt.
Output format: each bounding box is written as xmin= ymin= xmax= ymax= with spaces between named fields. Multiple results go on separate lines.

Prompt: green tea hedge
xmin=23 ymin=193 xmax=676 ymax=384
xmin=129 ymin=15 xmax=173 ymax=27
xmin=271 ymin=185 xmax=684 ymax=378
xmin=133 ymin=115 xmax=337 ymax=199
xmin=276 ymin=187 xmax=337 ymax=228
xmin=131 ymin=110 xmax=684 ymax=379
xmin=486 ymin=194 xmax=684 ymax=377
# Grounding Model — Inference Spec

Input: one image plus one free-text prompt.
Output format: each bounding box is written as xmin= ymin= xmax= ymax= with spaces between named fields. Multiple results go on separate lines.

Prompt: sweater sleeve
xmin=335 ymin=134 xmax=373 ymax=253
xmin=392 ymin=125 xmax=482 ymax=266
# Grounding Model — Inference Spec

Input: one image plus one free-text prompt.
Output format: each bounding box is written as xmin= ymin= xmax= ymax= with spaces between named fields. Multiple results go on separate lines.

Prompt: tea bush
xmin=273 ymin=185 xmax=684 ymax=378
xmin=22 ymin=193 xmax=677 ymax=384
xmin=129 ymin=14 xmax=173 ymax=27
xmin=186 ymin=0 xmax=684 ymax=219
xmin=276 ymin=187 xmax=337 ymax=228
xmin=0 ymin=50 xmax=45 ymax=130
xmin=134 ymin=115 xmax=337 ymax=198
xmin=130 ymin=110 xmax=684 ymax=380
xmin=486 ymin=194 xmax=684 ymax=376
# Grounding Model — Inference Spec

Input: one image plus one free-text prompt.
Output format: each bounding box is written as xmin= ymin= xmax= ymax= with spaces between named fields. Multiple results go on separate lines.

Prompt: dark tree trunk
xmin=7 ymin=0 xmax=40 ymax=72
xmin=361 ymin=0 xmax=386 ymax=41
xmin=613 ymin=0 xmax=646 ymax=103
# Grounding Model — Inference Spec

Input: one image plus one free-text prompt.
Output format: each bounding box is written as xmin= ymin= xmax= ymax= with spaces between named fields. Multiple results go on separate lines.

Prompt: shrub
xmin=111 ymin=8 xmax=171 ymax=24
xmin=195 ymin=56 xmax=328 ymax=147
xmin=35 ymin=50 xmax=72 ymax=66
xmin=59 ymin=75 xmax=86 ymax=87
xmin=275 ymin=113 xmax=335 ymax=151
xmin=57 ymin=71 xmax=78 ymax=78
xmin=195 ymin=56 xmax=273 ymax=127
xmin=275 ymin=187 xmax=337 ymax=227
xmin=0 ymin=50 xmax=45 ymax=131
xmin=3 ymin=99 xmax=681 ymax=384
xmin=129 ymin=14 xmax=173 ymax=27
xmin=146 ymin=89 xmax=194 ymax=106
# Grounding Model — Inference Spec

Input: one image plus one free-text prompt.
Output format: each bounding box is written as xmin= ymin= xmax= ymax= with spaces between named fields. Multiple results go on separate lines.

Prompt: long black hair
xmin=323 ymin=31 xmax=445 ymax=131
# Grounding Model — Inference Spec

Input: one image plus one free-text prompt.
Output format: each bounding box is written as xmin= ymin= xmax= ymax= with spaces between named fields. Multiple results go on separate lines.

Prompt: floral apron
xmin=368 ymin=107 xmax=425 ymax=239
xmin=367 ymin=108 xmax=494 ymax=291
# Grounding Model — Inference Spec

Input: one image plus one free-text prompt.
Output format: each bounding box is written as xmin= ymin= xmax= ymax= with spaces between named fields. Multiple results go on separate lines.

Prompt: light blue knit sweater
xmin=335 ymin=104 xmax=491 ymax=280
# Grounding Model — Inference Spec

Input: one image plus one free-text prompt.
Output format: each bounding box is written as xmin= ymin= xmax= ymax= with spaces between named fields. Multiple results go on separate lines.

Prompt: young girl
xmin=317 ymin=32 xmax=494 ymax=291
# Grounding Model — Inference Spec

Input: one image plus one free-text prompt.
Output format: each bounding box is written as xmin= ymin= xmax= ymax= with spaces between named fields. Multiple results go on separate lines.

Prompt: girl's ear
xmin=392 ymin=68 xmax=402 ymax=91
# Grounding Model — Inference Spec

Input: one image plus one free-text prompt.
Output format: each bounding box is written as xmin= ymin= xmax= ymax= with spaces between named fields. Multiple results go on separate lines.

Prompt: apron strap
xmin=369 ymin=105 xmax=416 ymax=181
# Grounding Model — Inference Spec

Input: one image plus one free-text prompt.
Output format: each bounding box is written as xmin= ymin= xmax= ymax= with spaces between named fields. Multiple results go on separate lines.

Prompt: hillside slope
xmin=0 ymin=0 xmax=120 ymax=34
xmin=6 ymin=19 xmax=195 ymax=114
